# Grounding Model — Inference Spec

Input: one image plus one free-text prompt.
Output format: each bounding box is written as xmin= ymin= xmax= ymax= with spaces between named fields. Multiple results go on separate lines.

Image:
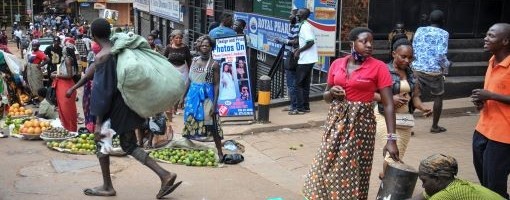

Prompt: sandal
xmin=0 ymin=132 xmax=7 ymax=138
xmin=156 ymin=174 xmax=182 ymax=199
xmin=430 ymin=126 xmax=447 ymax=133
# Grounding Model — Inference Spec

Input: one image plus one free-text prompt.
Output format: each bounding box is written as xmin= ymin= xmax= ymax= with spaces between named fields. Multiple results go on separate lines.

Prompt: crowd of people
xmin=0 ymin=7 xmax=509 ymax=200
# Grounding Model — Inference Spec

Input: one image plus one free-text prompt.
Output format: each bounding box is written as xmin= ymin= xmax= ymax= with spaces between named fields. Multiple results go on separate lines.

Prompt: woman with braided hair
xmin=374 ymin=37 xmax=432 ymax=179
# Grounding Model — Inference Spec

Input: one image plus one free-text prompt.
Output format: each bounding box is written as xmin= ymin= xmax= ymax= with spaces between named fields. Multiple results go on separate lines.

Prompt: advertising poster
xmin=293 ymin=0 xmax=338 ymax=56
xmin=234 ymin=12 xmax=290 ymax=56
xmin=212 ymin=36 xmax=255 ymax=117
xmin=101 ymin=9 xmax=119 ymax=24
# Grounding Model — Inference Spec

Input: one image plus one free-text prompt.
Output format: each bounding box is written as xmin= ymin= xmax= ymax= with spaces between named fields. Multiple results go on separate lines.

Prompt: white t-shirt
xmin=297 ymin=20 xmax=318 ymax=64
xmin=14 ymin=30 xmax=23 ymax=38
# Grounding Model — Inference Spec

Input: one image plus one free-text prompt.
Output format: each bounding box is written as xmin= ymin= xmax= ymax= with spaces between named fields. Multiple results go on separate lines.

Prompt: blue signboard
xmin=234 ymin=12 xmax=290 ymax=56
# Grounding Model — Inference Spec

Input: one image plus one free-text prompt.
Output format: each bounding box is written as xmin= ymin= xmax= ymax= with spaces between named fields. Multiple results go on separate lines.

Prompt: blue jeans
xmin=473 ymin=130 xmax=510 ymax=199
xmin=286 ymin=69 xmax=297 ymax=110
xmin=295 ymin=63 xmax=314 ymax=111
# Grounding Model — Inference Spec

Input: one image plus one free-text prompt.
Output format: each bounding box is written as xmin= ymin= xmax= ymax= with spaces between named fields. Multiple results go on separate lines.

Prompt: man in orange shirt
xmin=471 ymin=23 xmax=510 ymax=199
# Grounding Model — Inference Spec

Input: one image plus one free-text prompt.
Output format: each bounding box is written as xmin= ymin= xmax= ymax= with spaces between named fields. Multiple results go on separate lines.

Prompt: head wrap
xmin=419 ymin=154 xmax=458 ymax=178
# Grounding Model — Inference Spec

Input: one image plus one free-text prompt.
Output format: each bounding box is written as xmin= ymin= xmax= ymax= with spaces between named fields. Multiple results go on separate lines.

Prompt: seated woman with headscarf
xmin=412 ymin=154 xmax=504 ymax=200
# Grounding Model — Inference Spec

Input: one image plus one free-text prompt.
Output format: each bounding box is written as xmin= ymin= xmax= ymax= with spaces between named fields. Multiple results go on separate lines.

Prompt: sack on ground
xmin=395 ymin=113 xmax=415 ymax=129
xmin=111 ymin=33 xmax=185 ymax=118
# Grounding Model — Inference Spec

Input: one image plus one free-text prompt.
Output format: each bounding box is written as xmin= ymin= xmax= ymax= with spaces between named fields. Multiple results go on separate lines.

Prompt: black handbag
xmin=46 ymin=86 xmax=57 ymax=105
xmin=147 ymin=113 xmax=167 ymax=135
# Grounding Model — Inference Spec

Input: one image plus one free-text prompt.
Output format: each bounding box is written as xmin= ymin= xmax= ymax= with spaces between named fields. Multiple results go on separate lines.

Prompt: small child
xmin=36 ymin=87 xmax=58 ymax=119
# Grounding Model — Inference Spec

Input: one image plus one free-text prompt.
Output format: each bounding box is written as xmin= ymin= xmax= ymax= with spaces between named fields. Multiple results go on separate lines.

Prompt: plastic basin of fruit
xmin=20 ymin=133 xmax=41 ymax=140
xmin=40 ymin=132 xmax=79 ymax=142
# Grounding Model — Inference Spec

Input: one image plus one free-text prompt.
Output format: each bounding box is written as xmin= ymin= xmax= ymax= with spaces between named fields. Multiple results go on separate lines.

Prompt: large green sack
xmin=111 ymin=33 xmax=185 ymax=118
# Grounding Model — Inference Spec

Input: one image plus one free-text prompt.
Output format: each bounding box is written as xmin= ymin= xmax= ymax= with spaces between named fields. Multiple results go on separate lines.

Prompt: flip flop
xmin=156 ymin=181 xmax=182 ymax=199
xmin=430 ymin=126 xmax=447 ymax=133
xmin=83 ymin=187 xmax=116 ymax=196
xmin=0 ymin=132 xmax=8 ymax=138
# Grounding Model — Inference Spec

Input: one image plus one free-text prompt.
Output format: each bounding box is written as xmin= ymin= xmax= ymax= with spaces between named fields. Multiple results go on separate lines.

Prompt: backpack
xmin=111 ymin=33 xmax=185 ymax=118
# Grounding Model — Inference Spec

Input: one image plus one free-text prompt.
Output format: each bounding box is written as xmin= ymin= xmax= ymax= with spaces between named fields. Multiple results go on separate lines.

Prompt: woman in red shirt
xmin=27 ymin=40 xmax=49 ymax=99
xmin=303 ymin=27 xmax=399 ymax=200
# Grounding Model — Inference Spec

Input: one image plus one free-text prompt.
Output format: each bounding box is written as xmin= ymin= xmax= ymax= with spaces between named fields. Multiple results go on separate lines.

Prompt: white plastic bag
xmin=99 ymin=119 xmax=116 ymax=154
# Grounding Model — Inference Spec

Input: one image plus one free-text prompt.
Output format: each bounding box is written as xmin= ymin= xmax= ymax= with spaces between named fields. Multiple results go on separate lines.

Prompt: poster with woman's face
xmin=236 ymin=56 xmax=248 ymax=80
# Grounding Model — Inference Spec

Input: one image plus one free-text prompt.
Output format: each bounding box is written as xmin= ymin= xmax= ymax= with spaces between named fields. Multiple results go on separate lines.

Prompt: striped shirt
xmin=283 ymin=23 xmax=300 ymax=60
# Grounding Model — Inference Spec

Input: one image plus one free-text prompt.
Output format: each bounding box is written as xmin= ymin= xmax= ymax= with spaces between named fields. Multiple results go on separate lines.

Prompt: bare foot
xmin=83 ymin=186 xmax=116 ymax=196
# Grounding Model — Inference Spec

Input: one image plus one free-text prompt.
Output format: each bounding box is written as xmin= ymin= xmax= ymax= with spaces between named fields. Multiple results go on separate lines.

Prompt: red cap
xmin=64 ymin=37 xmax=75 ymax=45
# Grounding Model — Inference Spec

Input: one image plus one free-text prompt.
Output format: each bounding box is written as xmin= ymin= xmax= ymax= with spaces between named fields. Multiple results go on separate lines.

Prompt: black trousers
xmin=295 ymin=63 xmax=314 ymax=111
xmin=472 ymin=130 xmax=510 ymax=199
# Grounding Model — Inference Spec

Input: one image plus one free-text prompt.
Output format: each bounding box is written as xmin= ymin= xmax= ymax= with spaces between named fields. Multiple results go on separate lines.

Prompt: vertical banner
xmin=206 ymin=0 xmax=214 ymax=16
xmin=212 ymin=36 xmax=255 ymax=118
xmin=293 ymin=0 xmax=338 ymax=56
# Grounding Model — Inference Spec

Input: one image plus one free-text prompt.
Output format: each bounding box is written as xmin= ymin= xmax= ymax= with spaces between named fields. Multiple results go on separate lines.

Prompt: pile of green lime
xmin=150 ymin=148 xmax=218 ymax=167
xmin=47 ymin=133 xmax=97 ymax=155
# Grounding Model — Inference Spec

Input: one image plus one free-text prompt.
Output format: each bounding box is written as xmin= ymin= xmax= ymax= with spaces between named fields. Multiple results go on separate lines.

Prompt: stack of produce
xmin=7 ymin=103 xmax=33 ymax=117
xmin=41 ymin=127 xmax=72 ymax=138
xmin=19 ymin=94 xmax=30 ymax=105
xmin=19 ymin=119 xmax=51 ymax=135
xmin=3 ymin=117 xmax=28 ymax=134
xmin=150 ymin=148 xmax=218 ymax=167
xmin=47 ymin=133 xmax=121 ymax=155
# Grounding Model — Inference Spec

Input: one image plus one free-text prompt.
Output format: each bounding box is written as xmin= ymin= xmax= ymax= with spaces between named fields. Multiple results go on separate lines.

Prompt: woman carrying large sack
xmin=51 ymin=45 xmax=78 ymax=132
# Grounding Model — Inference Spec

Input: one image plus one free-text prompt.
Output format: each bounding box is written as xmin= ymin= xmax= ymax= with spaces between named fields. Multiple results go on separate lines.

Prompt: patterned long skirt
xmin=303 ymin=100 xmax=377 ymax=200
xmin=27 ymin=64 xmax=43 ymax=97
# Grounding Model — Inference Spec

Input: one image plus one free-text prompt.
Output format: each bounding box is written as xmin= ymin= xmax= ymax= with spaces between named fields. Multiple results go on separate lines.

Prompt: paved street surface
xmin=2 ymin=36 xmax=508 ymax=200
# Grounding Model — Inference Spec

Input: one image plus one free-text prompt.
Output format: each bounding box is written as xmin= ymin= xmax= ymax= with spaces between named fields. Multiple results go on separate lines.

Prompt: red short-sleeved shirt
xmin=31 ymin=50 xmax=46 ymax=64
xmin=327 ymin=56 xmax=392 ymax=102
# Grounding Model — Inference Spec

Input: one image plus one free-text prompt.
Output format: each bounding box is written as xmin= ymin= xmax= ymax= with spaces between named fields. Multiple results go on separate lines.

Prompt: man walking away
xmin=75 ymin=34 xmax=88 ymax=73
xmin=294 ymin=8 xmax=318 ymax=114
xmin=411 ymin=10 xmax=450 ymax=133
xmin=471 ymin=23 xmax=510 ymax=199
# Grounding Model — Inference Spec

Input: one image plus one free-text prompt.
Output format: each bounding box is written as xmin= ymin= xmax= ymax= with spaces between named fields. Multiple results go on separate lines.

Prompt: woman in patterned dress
xmin=303 ymin=27 xmax=399 ymax=200
xmin=182 ymin=35 xmax=224 ymax=160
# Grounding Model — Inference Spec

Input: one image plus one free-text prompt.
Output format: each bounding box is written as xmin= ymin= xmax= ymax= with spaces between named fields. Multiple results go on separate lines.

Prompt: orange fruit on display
xmin=25 ymin=110 xmax=32 ymax=115
xmin=27 ymin=127 xmax=35 ymax=134
xmin=19 ymin=107 xmax=25 ymax=112
xmin=32 ymin=121 xmax=40 ymax=128
xmin=24 ymin=121 xmax=32 ymax=127
xmin=12 ymin=103 xmax=20 ymax=108
xmin=34 ymin=127 xmax=42 ymax=135
xmin=20 ymin=127 xmax=27 ymax=133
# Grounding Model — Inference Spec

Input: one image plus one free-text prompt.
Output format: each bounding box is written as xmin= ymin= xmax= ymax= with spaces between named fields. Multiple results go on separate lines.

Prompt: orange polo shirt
xmin=476 ymin=55 xmax=510 ymax=144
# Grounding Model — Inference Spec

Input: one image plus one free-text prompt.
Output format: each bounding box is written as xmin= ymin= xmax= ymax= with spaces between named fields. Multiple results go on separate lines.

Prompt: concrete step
xmin=420 ymin=76 xmax=484 ymax=101
xmin=371 ymin=48 xmax=491 ymax=63
xmin=449 ymin=61 xmax=488 ymax=77
xmin=367 ymin=39 xmax=484 ymax=51
xmin=447 ymin=49 xmax=491 ymax=62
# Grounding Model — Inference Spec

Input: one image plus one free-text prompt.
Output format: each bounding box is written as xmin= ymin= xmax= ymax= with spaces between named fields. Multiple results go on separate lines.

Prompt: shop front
xmin=133 ymin=0 xmax=150 ymax=36
xmin=149 ymin=0 xmax=184 ymax=46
